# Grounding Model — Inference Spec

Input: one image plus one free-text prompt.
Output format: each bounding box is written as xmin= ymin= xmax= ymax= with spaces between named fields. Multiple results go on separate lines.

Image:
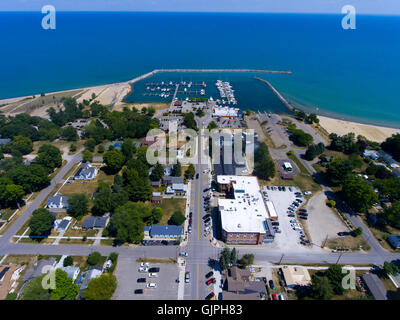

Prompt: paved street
xmin=0 ymin=112 xmax=399 ymax=300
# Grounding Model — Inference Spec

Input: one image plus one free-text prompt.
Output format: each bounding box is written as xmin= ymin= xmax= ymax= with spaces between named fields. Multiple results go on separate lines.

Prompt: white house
xmin=47 ymin=195 xmax=69 ymax=209
xmin=74 ymin=162 xmax=98 ymax=180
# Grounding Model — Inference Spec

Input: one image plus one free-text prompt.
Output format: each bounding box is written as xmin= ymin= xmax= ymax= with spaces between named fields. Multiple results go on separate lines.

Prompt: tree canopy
xmin=28 ymin=208 xmax=55 ymax=236
xmin=81 ymin=273 xmax=117 ymax=300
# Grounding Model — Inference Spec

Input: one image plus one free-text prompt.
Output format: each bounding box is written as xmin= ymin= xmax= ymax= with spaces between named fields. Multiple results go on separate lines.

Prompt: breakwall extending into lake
xmin=254 ymin=76 xmax=293 ymax=111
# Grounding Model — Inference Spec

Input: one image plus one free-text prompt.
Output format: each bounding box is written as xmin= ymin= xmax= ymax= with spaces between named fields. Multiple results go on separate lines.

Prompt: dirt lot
xmin=305 ymin=192 xmax=347 ymax=248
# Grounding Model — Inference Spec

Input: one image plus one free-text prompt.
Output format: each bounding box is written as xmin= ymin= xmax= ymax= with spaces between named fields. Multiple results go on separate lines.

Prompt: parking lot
xmin=262 ymin=186 xmax=316 ymax=252
xmin=114 ymin=256 xmax=179 ymax=300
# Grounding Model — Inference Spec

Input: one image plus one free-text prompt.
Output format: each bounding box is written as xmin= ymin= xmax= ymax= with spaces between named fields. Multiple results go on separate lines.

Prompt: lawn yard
xmin=152 ymin=198 xmax=186 ymax=225
xmin=361 ymin=216 xmax=400 ymax=253
xmin=326 ymin=235 xmax=371 ymax=252
xmin=58 ymin=169 xmax=114 ymax=198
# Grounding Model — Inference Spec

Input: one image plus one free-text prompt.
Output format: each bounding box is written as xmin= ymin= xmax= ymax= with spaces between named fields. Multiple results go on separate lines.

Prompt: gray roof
xmin=47 ymin=195 xmax=69 ymax=207
xmin=80 ymin=267 xmax=103 ymax=290
xmin=75 ymin=162 xmax=97 ymax=179
xmin=163 ymin=176 xmax=184 ymax=185
xmin=82 ymin=216 xmax=108 ymax=229
xmin=61 ymin=266 xmax=80 ymax=280
xmin=361 ymin=273 xmax=388 ymax=300
xmin=24 ymin=258 xmax=57 ymax=282
xmin=388 ymin=235 xmax=400 ymax=249
xmin=57 ymin=219 xmax=70 ymax=231
xmin=149 ymin=225 xmax=182 ymax=237
xmin=0 ymin=138 xmax=11 ymax=145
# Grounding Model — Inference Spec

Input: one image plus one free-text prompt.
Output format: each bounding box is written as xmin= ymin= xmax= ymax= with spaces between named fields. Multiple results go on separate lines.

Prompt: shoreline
xmin=1 ymin=71 xmax=400 ymax=143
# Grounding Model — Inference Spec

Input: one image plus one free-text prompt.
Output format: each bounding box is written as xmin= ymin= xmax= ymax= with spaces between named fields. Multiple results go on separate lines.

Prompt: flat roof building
xmin=361 ymin=273 xmax=388 ymax=300
xmin=217 ymin=175 xmax=273 ymax=245
xmin=281 ymin=266 xmax=311 ymax=287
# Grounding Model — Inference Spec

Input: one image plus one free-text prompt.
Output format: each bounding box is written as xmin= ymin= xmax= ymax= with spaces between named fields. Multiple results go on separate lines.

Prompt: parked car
xmin=148 ymin=267 xmax=160 ymax=273
xmin=196 ymin=173 xmax=199 ymax=179
xmin=271 ymin=221 xmax=279 ymax=226
xmin=269 ymin=280 xmax=275 ymax=289
xmin=288 ymin=214 xmax=295 ymax=217
xmin=185 ymin=272 xmax=190 ymax=283
xmin=204 ymin=217 xmax=211 ymax=223
xmin=189 ymin=212 xmax=193 ymax=218
xmin=205 ymin=292 xmax=215 ymax=300
xmin=146 ymin=283 xmax=157 ymax=289
xmin=189 ymin=218 xmax=192 ymax=225
xmin=206 ymin=271 xmax=214 ymax=279
xmin=137 ymin=278 xmax=146 ymax=283
xmin=179 ymin=252 xmax=188 ymax=257
xmin=138 ymin=267 xmax=148 ymax=273
xmin=188 ymin=225 xmax=192 ymax=233
xmin=271 ymin=294 xmax=278 ymax=300
xmin=288 ymin=187 xmax=293 ymax=192
xmin=149 ymin=272 xmax=158 ymax=278
xmin=305 ymin=191 xmax=312 ymax=195
xmin=140 ymin=262 xmax=149 ymax=268
xmin=134 ymin=289 xmax=144 ymax=294
xmin=206 ymin=278 xmax=216 ymax=285
xmin=274 ymin=229 xmax=282 ymax=233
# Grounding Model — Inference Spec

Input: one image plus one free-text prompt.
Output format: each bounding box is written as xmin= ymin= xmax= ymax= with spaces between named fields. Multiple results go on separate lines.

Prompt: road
xmin=0 ymin=112 xmax=399 ymax=300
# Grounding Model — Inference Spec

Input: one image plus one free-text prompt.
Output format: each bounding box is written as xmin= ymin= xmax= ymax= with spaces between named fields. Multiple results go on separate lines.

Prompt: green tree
xmin=60 ymin=126 xmax=78 ymax=141
xmin=70 ymin=143 xmax=77 ymax=153
xmin=103 ymin=149 xmax=125 ymax=173
xmin=325 ymin=158 xmax=354 ymax=186
xmin=150 ymin=162 xmax=165 ymax=181
xmin=168 ymin=210 xmax=185 ymax=225
xmin=253 ymin=142 xmax=275 ymax=181
xmin=9 ymin=135 xmax=33 ymax=155
xmin=111 ymin=202 xmax=148 ymax=243
xmin=219 ymin=248 xmax=233 ymax=270
xmin=172 ymin=161 xmax=182 ymax=177
xmin=82 ymin=149 xmax=93 ymax=163
xmin=63 ymin=256 xmax=73 ymax=267
xmin=92 ymin=185 xmax=112 ymax=215
xmin=385 ymin=201 xmax=400 ymax=229
xmin=35 ymin=144 xmax=62 ymax=173
xmin=151 ymin=207 xmax=163 ymax=224
xmin=122 ymin=168 xmax=152 ymax=202
xmin=230 ymin=247 xmax=237 ymax=265
xmin=67 ymin=194 xmax=89 ymax=219
xmin=97 ymin=144 xmax=105 ymax=153
xmin=87 ymin=251 xmax=102 ymax=266
xmin=383 ymin=261 xmax=400 ymax=277
xmin=22 ymin=275 xmax=50 ymax=300
xmin=81 ymin=273 xmax=117 ymax=300
xmin=310 ymin=275 xmax=334 ymax=300
xmin=84 ymin=138 xmax=96 ymax=152
xmin=3 ymin=184 xmax=25 ymax=207
xmin=207 ymin=121 xmax=218 ymax=130
xmin=238 ymin=254 xmax=254 ymax=268
xmin=352 ymin=227 xmax=363 ymax=237
xmin=291 ymin=129 xmax=313 ymax=147
xmin=325 ymin=265 xmax=345 ymax=295
xmin=28 ymin=208 xmax=55 ymax=236
xmin=382 ymin=133 xmax=400 ymax=161
xmin=50 ymin=269 xmax=79 ymax=300
xmin=184 ymin=163 xmax=196 ymax=180
xmin=121 ymin=138 xmax=135 ymax=159
xmin=342 ymin=174 xmax=378 ymax=212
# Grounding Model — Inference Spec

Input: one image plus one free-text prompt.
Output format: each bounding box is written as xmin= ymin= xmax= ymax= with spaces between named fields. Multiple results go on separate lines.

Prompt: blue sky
xmin=1 ymin=0 xmax=399 ymax=15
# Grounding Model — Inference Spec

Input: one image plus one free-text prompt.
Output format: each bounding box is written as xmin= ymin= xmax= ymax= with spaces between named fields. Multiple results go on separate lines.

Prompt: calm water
xmin=1 ymin=12 xmax=399 ymax=127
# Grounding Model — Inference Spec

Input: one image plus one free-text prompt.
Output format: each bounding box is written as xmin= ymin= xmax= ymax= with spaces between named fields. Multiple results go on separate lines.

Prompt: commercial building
xmin=144 ymin=225 xmax=182 ymax=239
xmin=217 ymin=175 xmax=275 ymax=245
xmin=222 ymin=267 xmax=266 ymax=300
xmin=213 ymin=106 xmax=240 ymax=119
xmin=281 ymin=266 xmax=311 ymax=287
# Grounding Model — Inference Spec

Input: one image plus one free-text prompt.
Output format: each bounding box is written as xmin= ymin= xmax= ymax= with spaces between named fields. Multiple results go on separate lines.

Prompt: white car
xmin=149 ymin=273 xmax=158 ymax=278
xmin=304 ymin=191 xmax=312 ymax=195
xmin=147 ymin=283 xmax=157 ymax=289
xmin=179 ymin=252 xmax=188 ymax=257
xmin=138 ymin=267 xmax=148 ymax=273
xmin=140 ymin=262 xmax=149 ymax=268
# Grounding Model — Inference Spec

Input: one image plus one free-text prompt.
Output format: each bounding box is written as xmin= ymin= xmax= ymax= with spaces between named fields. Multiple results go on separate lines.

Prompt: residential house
xmin=74 ymin=162 xmax=98 ymax=180
xmin=149 ymin=164 xmax=173 ymax=177
xmin=388 ymin=235 xmax=400 ymax=249
xmin=82 ymin=216 xmax=109 ymax=230
xmin=145 ymin=225 xmax=182 ymax=239
xmin=0 ymin=138 xmax=11 ymax=146
xmin=361 ymin=273 xmax=388 ymax=300
xmin=151 ymin=181 xmax=161 ymax=188
xmin=0 ymin=264 xmax=24 ymax=300
xmin=152 ymin=192 xmax=162 ymax=204
xmin=141 ymin=136 xmax=158 ymax=147
xmin=46 ymin=195 xmax=69 ymax=209
xmin=80 ymin=266 xmax=103 ymax=291
xmin=162 ymin=176 xmax=184 ymax=186
xmin=222 ymin=267 xmax=266 ymax=300
xmin=24 ymin=258 xmax=57 ymax=283
xmin=165 ymin=186 xmax=174 ymax=195
xmin=56 ymin=217 xmax=72 ymax=232
xmin=363 ymin=150 xmax=380 ymax=160
xmin=172 ymin=183 xmax=187 ymax=195
xmin=281 ymin=266 xmax=311 ymax=288
xmin=60 ymin=266 xmax=80 ymax=282
xmin=378 ymin=150 xmax=400 ymax=168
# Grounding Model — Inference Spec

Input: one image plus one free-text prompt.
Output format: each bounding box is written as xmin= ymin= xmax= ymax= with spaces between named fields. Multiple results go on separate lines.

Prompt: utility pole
xmin=335 ymin=252 xmax=344 ymax=265
xmin=279 ymin=254 xmax=284 ymax=265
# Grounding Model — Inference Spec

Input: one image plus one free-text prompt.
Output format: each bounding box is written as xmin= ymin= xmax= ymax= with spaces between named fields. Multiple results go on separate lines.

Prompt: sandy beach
xmin=318 ymin=115 xmax=400 ymax=143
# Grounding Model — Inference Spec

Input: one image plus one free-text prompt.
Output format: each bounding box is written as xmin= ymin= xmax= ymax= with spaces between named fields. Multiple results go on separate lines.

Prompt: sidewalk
xmin=180 ymin=180 xmax=192 ymax=247
xmin=177 ymin=257 xmax=186 ymax=300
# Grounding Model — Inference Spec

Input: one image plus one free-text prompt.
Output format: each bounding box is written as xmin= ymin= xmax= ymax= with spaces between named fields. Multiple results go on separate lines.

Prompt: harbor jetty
xmin=128 ymin=68 xmax=292 ymax=85
xmin=254 ymin=77 xmax=293 ymax=111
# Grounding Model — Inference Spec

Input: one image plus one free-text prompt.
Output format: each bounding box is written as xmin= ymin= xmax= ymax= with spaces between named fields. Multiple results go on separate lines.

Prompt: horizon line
xmin=0 ymin=11 xmax=399 ymax=16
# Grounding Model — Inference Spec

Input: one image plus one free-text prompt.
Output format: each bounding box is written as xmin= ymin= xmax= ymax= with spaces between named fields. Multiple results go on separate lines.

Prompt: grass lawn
xmin=59 ymin=169 xmax=114 ymax=198
xmin=152 ymin=198 xmax=186 ymax=225
xmin=136 ymin=257 xmax=177 ymax=264
xmin=360 ymin=216 xmax=400 ymax=253
xmin=58 ymin=238 xmax=95 ymax=245
xmin=326 ymin=235 xmax=371 ymax=252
